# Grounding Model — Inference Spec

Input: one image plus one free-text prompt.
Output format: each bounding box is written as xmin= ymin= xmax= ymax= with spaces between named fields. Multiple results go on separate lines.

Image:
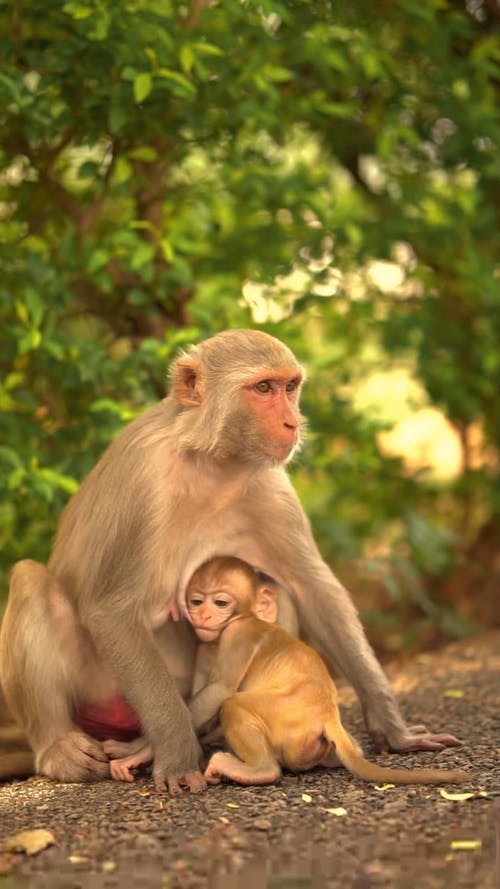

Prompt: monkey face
xmin=238 ymin=371 xmax=304 ymax=462
xmin=170 ymin=331 xmax=305 ymax=465
xmin=186 ymin=587 xmax=237 ymax=641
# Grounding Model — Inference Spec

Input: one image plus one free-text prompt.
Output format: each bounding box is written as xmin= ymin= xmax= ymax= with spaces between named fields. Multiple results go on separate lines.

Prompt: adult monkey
xmin=0 ymin=330 xmax=460 ymax=792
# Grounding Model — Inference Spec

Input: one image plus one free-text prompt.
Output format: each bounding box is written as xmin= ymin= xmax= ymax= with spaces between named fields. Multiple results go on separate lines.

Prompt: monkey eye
xmin=286 ymin=378 xmax=300 ymax=392
xmin=254 ymin=380 xmax=272 ymax=394
xmin=214 ymin=598 xmax=232 ymax=608
xmin=188 ymin=596 xmax=204 ymax=608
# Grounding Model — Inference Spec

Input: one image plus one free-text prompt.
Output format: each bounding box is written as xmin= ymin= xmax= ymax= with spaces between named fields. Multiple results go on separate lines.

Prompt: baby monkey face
xmin=186 ymin=563 xmax=272 ymax=642
xmin=186 ymin=586 xmax=237 ymax=641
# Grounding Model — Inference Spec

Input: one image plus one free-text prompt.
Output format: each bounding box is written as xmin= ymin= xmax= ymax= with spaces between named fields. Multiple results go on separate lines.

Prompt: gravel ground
xmin=0 ymin=630 xmax=498 ymax=889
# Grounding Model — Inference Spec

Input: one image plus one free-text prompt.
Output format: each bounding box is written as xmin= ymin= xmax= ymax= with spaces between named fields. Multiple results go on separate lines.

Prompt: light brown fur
xmin=190 ymin=559 xmax=468 ymax=787
xmin=0 ymin=330 xmax=461 ymax=789
xmin=107 ymin=558 xmax=467 ymax=787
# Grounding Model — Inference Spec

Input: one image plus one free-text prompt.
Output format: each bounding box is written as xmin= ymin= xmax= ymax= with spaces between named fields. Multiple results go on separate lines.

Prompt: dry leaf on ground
xmin=440 ymin=789 xmax=488 ymax=802
xmin=4 ymin=829 xmax=56 ymax=856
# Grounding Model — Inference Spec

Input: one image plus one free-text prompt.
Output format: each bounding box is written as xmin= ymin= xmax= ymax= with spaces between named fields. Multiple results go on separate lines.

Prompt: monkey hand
xmin=365 ymin=713 xmax=463 ymax=753
xmin=151 ymin=720 xmax=207 ymax=795
xmin=37 ymin=731 xmax=110 ymax=782
xmin=152 ymin=760 xmax=207 ymax=795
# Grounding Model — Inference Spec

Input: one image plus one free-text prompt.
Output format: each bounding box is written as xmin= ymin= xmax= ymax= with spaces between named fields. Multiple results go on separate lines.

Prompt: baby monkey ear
xmin=254 ymin=586 xmax=279 ymax=624
xmin=171 ymin=355 xmax=204 ymax=407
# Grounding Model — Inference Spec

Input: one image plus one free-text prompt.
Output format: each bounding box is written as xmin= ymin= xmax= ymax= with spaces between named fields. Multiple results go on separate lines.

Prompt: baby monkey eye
xmin=188 ymin=596 xmax=204 ymax=608
xmin=254 ymin=380 xmax=272 ymax=394
xmin=214 ymin=598 xmax=232 ymax=608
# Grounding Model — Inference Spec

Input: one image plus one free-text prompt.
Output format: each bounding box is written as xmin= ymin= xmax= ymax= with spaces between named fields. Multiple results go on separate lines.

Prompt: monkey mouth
xmin=261 ymin=440 xmax=299 ymax=459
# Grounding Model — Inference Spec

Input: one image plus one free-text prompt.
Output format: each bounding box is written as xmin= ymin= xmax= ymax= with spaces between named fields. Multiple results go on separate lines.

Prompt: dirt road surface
xmin=1 ymin=631 xmax=498 ymax=889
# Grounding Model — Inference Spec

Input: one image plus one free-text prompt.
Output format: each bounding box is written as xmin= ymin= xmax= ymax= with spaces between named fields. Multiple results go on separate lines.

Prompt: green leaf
xmin=130 ymin=241 xmax=155 ymax=270
xmin=180 ymin=45 xmax=194 ymax=74
xmin=15 ymin=301 xmax=29 ymax=324
xmin=23 ymin=289 xmax=45 ymax=327
xmin=87 ymin=248 xmax=109 ymax=274
xmin=157 ymin=68 xmax=196 ymax=94
xmin=108 ymin=103 xmax=127 ymax=133
xmin=120 ymin=66 xmax=137 ymax=81
xmin=90 ymin=398 xmax=124 ymax=415
xmin=44 ymin=340 xmax=64 ymax=360
xmin=128 ymin=146 xmax=158 ymax=162
xmin=62 ymin=2 xmax=92 ymax=21
xmin=88 ymin=10 xmax=110 ymax=40
xmin=38 ymin=469 xmax=79 ymax=496
xmin=0 ymin=72 xmax=21 ymax=100
xmin=113 ymin=157 xmax=132 ymax=184
xmin=191 ymin=42 xmax=223 ymax=57
xmin=3 ymin=372 xmax=24 ymax=392
xmin=18 ymin=329 xmax=42 ymax=354
xmin=0 ymin=447 xmax=23 ymax=470
xmin=263 ymin=65 xmax=294 ymax=82
xmin=133 ymin=72 xmax=153 ymax=103
xmin=7 ymin=468 xmax=27 ymax=491
xmin=161 ymin=238 xmax=174 ymax=262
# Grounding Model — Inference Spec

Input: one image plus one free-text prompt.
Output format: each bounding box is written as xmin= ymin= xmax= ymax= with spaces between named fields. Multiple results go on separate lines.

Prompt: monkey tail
xmin=323 ymin=710 xmax=467 ymax=785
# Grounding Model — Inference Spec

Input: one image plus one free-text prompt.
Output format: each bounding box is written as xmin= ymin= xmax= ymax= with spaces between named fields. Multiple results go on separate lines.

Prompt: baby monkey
xmin=107 ymin=556 xmax=467 ymax=787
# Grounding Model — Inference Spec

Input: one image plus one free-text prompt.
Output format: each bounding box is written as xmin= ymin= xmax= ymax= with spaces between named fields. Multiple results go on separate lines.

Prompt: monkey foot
xmin=38 ymin=731 xmax=110 ymax=782
xmin=107 ymin=740 xmax=153 ymax=783
xmin=153 ymin=768 xmax=207 ymax=795
xmin=204 ymin=751 xmax=280 ymax=786
xmin=109 ymin=759 xmax=136 ymax=783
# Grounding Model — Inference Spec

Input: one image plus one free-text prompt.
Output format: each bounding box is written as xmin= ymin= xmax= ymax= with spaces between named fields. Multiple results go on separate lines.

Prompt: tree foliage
xmin=1 ymin=0 xmax=499 ymax=649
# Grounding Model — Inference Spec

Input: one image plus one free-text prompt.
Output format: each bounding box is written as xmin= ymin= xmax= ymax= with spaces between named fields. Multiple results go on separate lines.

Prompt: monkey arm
xmin=249 ymin=472 xmax=462 ymax=753
xmin=85 ymin=613 xmax=203 ymax=786
xmin=191 ymin=644 xmax=217 ymax=697
xmin=189 ymin=623 xmax=259 ymax=733
xmin=189 ymin=645 xmax=227 ymax=732
xmin=44 ymin=416 xmax=206 ymax=791
xmin=189 ymin=680 xmax=235 ymax=733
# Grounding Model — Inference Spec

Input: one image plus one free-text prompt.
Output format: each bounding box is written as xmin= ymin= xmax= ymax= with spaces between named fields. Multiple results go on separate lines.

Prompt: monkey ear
xmin=171 ymin=356 xmax=203 ymax=407
xmin=254 ymin=586 xmax=279 ymax=624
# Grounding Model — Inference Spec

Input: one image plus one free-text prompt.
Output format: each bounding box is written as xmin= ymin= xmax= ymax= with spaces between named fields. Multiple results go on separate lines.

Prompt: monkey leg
xmin=204 ymin=694 xmax=280 ymax=786
xmin=0 ymin=560 xmax=109 ymax=782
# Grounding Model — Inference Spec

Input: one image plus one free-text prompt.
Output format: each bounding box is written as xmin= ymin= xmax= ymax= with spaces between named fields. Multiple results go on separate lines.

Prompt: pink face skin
xmin=240 ymin=369 xmax=303 ymax=460
xmin=186 ymin=586 xmax=238 ymax=643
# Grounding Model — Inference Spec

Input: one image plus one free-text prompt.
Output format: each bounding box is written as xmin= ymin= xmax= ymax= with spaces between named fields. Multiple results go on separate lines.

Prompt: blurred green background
xmin=1 ymin=0 xmax=499 ymax=656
